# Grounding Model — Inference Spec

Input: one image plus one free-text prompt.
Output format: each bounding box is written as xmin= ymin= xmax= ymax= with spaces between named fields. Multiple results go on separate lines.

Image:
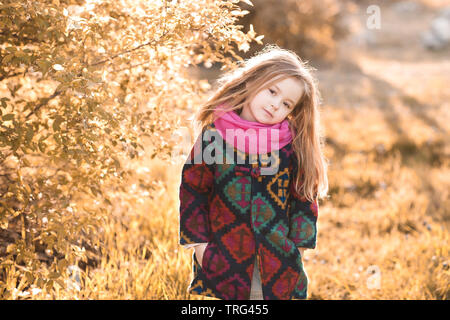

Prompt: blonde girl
xmin=179 ymin=44 xmax=328 ymax=300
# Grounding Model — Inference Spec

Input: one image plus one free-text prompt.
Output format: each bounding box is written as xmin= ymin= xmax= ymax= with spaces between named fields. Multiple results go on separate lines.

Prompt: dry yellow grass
xmin=34 ymin=114 xmax=447 ymax=300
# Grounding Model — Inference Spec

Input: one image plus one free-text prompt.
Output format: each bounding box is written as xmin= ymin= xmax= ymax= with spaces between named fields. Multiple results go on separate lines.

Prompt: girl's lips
xmin=264 ymin=109 xmax=272 ymax=117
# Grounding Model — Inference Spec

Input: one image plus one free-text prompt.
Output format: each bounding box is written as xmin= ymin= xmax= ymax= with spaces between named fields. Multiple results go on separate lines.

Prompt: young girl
xmin=179 ymin=44 xmax=328 ymax=300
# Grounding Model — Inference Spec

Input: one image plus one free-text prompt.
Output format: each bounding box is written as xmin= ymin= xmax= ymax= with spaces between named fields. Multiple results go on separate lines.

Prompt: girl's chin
xmin=256 ymin=118 xmax=274 ymax=125
xmin=257 ymin=114 xmax=274 ymax=124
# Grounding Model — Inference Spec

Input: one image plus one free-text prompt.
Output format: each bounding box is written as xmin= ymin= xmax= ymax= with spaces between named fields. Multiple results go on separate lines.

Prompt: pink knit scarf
xmin=213 ymin=104 xmax=294 ymax=154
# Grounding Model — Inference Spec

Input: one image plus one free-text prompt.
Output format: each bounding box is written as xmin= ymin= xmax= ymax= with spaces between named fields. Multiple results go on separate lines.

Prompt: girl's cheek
xmin=259 ymin=94 xmax=269 ymax=104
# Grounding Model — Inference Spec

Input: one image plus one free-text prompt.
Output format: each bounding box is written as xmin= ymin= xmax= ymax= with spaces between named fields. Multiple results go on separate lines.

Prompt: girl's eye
xmin=268 ymin=88 xmax=290 ymax=108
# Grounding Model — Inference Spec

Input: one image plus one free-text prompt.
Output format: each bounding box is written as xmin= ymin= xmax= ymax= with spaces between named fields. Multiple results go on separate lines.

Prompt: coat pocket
xmin=200 ymin=242 xmax=213 ymax=270
xmin=286 ymin=239 xmax=309 ymax=299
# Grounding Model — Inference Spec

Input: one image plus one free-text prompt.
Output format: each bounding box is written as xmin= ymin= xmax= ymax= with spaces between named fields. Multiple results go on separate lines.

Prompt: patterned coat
xmin=179 ymin=123 xmax=318 ymax=300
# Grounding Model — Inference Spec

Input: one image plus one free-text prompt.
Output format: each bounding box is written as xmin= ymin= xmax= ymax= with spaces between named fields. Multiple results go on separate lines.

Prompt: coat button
xmin=251 ymin=167 xmax=260 ymax=178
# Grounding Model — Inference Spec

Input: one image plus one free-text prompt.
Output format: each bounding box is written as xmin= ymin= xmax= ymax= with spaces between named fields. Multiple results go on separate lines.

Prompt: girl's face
xmin=240 ymin=76 xmax=304 ymax=125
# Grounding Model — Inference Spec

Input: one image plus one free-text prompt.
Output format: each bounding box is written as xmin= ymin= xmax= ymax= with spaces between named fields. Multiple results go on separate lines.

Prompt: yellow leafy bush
xmin=0 ymin=0 xmax=259 ymax=299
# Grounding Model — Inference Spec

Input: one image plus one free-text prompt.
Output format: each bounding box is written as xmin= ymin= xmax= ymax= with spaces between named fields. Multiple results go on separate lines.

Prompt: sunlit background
xmin=0 ymin=0 xmax=448 ymax=299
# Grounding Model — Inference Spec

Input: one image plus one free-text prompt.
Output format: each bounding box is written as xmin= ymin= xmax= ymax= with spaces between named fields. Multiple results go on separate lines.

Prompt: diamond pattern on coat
xmin=272 ymin=267 xmax=299 ymax=299
xmin=267 ymin=167 xmax=290 ymax=210
xmin=289 ymin=215 xmax=315 ymax=245
xmin=185 ymin=203 xmax=210 ymax=242
xmin=216 ymin=273 xmax=249 ymax=300
xmin=183 ymin=163 xmax=213 ymax=193
xmin=293 ymin=268 xmax=308 ymax=299
xmin=210 ymin=195 xmax=236 ymax=233
xmin=267 ymin=220 xmax=296 ymax=257
xmin=179 ymin=184 xmax=195 ymax=212
xmin=216 ymin=163 xmax=235 ymax=182
xmin=259 ymin=245 xmax=281 ymax=285
xmin=221 ymin=224 xmax=255 ymax=264
xmin=204 ymin=245 xmax=230 ymax=278
xmin=225 ymin=176 xmax=251 ymax=214
xmin=251 ymin=192 xmax=276 ymax=232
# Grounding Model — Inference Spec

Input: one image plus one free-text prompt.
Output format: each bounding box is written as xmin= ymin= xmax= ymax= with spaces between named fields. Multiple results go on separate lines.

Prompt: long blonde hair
xmin=194 ymin=44 xmax=329 ymax=202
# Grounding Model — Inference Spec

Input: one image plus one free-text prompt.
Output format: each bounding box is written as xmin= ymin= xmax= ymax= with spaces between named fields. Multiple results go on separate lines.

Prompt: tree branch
xmin=25 ymin=89 xmax=62 ymax=120
xmin=0 ymin=70 xmax=27 ymax=82
xmin=89 ymin=31 xmax=168 ymax=67
xmin=22 ymin=32 xmax=168 ymax=119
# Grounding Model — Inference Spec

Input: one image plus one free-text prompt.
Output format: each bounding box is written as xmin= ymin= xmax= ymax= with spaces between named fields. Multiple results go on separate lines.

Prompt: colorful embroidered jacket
xmin=179 ymin=123 xmax=319 ymax=300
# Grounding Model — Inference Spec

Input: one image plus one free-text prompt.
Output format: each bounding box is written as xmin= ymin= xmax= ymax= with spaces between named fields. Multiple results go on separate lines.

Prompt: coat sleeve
xmin=179 ymin=127 xmax=214 ymax=246
xmin=287 ymin=155 xmax=319 ymax=249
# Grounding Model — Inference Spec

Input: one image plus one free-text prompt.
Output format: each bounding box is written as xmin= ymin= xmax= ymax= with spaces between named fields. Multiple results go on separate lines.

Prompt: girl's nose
xmin=271 ymin=101 xmax=281 ymax=110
